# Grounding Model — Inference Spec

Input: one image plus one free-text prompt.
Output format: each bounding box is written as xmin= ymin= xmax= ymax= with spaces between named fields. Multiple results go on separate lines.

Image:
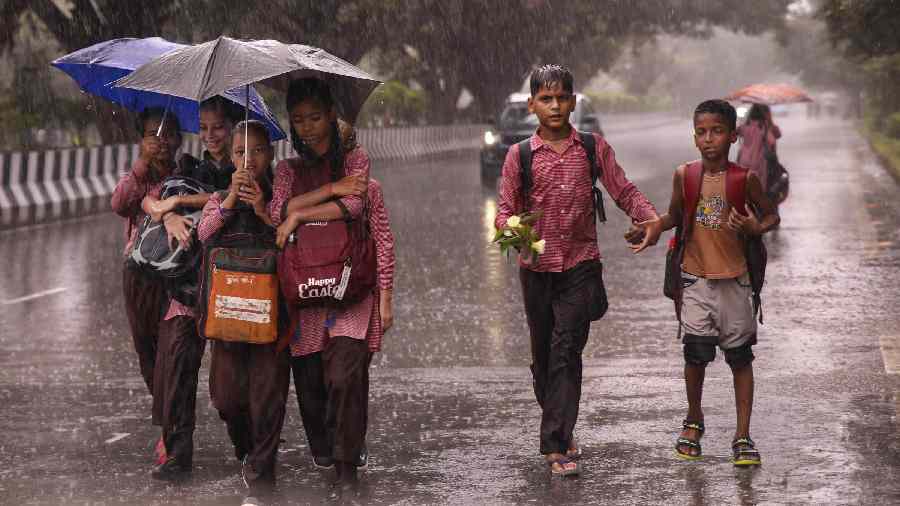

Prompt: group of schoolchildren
xmin=113 ymin=63 xmax=780 ymax=502
xmin=112 ymin=77 xmax=394 ymax=504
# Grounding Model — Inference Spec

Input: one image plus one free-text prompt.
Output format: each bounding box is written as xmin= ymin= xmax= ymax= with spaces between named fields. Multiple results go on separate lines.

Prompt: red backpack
xmin=664 ymin=161 xmax=767 ymax=323
xmin=277 ymin=158 xmax=377 ymax=309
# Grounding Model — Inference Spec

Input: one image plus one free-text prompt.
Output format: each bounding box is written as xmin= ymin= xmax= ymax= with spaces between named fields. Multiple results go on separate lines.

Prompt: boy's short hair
xmin=200 ymin=96 xmax=243 ymax=125
xmin=694 ymin=100 xmax=737 ymax=131
xmin=233 ymin=120 xmax=272 ymax=145
xmin=136 ymin=107 xmax=182 ymax=135
xmin=530 ymin=65 xmax=574 ymax=96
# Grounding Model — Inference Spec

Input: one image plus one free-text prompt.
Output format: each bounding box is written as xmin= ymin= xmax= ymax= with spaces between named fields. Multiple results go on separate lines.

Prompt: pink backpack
xmin=277 ymin=158 xmax=376 ymax=308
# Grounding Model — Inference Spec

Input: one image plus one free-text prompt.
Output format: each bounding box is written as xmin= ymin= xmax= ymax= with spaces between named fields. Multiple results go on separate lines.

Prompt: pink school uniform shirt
xmin=495 ymin=128 xmax=657 ymax=272
xmin=357 ymin=178 xmax=395 ymax=353
xmin=110 ymin=159 xmax=165 ymax=257
xmin=737 ymin=120 xmax=781 ymax=191
xmin=266 ymin=147 xmax=379 ymax=356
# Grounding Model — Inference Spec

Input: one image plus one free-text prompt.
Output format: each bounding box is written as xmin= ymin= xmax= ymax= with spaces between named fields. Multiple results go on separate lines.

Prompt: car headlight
xmin=483 ymin=130 xmax=497 ymax=146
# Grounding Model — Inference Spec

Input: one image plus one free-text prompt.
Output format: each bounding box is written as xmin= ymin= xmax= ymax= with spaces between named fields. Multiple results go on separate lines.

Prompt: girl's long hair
xmin=747 ymin=104 xmax=770 ymax=124
xmin=286 ymin=78 xmax=346 ymax=181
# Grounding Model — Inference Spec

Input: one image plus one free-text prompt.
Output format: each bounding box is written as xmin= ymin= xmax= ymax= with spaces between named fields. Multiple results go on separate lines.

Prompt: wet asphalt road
xmin=1 ymin=114 xmax=899 ymax=505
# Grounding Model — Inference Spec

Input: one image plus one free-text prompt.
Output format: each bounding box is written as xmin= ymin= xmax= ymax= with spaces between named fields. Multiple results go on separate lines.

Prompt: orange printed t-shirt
xmin=682 ymin=171 xmax=747 ymax=279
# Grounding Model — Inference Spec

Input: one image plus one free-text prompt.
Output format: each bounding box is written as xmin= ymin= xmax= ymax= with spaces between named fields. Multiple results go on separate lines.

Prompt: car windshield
xmin=499 ymin=103 xmax=539 ymax=130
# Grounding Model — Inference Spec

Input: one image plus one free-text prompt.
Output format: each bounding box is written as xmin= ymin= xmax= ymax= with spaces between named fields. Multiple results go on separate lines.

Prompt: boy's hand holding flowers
xmin=493 ymin=211 xmax=545 ymax=262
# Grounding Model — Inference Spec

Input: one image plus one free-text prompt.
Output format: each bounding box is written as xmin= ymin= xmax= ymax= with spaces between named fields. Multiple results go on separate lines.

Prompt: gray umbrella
xmin=113 ymin=36 xmax=382 ymax=123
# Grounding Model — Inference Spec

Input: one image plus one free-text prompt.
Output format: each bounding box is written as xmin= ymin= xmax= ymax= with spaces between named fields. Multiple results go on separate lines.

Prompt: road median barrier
xmin=0 ymin=124 xmax=483 ymax=230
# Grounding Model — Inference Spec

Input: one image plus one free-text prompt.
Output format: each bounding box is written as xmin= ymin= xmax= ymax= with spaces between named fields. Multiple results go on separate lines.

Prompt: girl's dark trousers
xmin=519 ymin=261 xmax=596 ymax=455
xmin=122 ymin=264 xmax=167 ymax=394
xmin=209 ymin=340 xmax=291 ymax=490
xmin=153 ymin=315 xmax=205 ymax=468
xmin=291 ymin=336 xmax=371 ymax=465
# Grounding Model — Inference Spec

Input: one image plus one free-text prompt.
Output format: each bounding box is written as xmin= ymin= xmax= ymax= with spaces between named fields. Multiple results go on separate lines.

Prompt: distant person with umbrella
xmin=737 ymin=104 xmax=781 ymax=193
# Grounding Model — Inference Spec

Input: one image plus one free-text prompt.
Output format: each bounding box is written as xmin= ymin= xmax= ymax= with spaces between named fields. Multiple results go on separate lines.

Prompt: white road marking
xmin=104 ymin=433 xmax=131 ymax=444
xmin=879 ymin=335 xmax=900 ymax=374
xmin=2 ymin=287 xmax=67 ymax=305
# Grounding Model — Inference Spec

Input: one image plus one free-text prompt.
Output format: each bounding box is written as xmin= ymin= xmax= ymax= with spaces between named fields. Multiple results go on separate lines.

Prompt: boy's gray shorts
xmin=681 ymin=271 xmax=757 ymax=353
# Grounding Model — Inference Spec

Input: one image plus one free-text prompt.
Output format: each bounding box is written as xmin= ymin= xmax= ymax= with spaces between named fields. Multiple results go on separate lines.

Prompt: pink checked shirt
xmin=495 ymin=128 xmax=657 ymax=272
xmin=111 ymin=159 xmax=165 ymax=257
xmin=267 ymin=147 xmax=385 ymax=356
xmin=358 ymin=178 xmax=395 ymax=354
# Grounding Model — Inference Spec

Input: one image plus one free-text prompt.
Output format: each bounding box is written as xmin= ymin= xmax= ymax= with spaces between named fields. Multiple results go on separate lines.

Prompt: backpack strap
xmin=518 ymin=139 xmax=533 ymax=213
xmin=681 ymin=161 xmax=703 ymax=233
xmin=725 ymin=162 xmax=765 ymax=323
xmin=725 ymin=163 xmax=749 ymax=216
xmin=519 ymin=132 xmax=605 ymax=222
xmin=578 ymin=131 xmax=607 ymax=223
xmin=579 ymin=131 xmax=599 ymax=180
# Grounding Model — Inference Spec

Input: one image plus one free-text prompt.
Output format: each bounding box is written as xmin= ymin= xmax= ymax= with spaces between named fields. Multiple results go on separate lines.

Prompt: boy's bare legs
xmin=679 ymin=363 xmax=706 ymax=456
xmin=732 ymin=362 xmax=754 ymax=440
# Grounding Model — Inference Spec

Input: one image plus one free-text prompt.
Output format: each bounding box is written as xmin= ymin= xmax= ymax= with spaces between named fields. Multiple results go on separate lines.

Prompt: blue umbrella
xmin=51 ymin=37 xmax=286 ymax=141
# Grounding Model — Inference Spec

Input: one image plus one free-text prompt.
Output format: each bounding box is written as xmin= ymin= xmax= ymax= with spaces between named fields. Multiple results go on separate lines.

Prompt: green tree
xmin=818 ymin=0 xmax=900 ymax=125
xmin=368 ymin=0 xmax=792 ymax=122
xmin=2 ymin=0 xmax=188 ymax=143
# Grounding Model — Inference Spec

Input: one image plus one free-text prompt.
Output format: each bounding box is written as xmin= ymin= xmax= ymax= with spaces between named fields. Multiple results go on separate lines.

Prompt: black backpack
xmin=128 ymin=176 xmax=214 ymax=306
xmin=517 ymin=131 xmax=607 ymax=223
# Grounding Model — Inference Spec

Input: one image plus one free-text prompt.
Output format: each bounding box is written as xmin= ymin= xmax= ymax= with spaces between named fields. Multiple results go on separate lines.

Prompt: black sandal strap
xmin=732 ymin=437 xmax=754 ymax=449
xmin=676 ymin=438 xmax=701 ymax=449
xmin=682 ymin=419 xmax=705 ymax=434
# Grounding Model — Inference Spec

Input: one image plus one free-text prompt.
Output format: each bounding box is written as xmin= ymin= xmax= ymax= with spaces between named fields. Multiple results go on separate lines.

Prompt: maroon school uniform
xmin=495 ymin=128 xmax=656 ymax=455
xmin=197 ymin=191 xmax=291 ymax=491
xmin=291 ymin=177 xmax=395 ymax=466
xmin=111 ymin=159 xmax=168 ymax=394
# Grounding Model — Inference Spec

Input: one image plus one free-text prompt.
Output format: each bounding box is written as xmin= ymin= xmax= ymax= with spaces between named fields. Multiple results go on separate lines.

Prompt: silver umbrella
xmin=113 ymin=36 xmax=382 ymax=124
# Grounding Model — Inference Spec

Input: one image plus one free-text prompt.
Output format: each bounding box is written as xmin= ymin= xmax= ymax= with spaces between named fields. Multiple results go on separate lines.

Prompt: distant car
xmin=480 ymin=93 xmax=604 ymax=182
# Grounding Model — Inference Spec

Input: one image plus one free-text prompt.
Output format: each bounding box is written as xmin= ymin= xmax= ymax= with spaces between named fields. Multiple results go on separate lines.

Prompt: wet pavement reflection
xmin=1 ymin=115 xmax=898 ymax=504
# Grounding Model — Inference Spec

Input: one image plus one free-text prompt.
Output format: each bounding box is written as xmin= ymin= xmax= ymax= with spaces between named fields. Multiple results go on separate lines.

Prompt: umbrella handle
xmin=156 ymin=95 xmax=173 ymax=137
xmin=244 ymin=84 xmax=249 ymax=171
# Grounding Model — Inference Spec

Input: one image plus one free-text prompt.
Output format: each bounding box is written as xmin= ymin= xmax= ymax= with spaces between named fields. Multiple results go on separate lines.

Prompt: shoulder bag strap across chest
xmin=518 ymin=131 xmax=605 ymax=222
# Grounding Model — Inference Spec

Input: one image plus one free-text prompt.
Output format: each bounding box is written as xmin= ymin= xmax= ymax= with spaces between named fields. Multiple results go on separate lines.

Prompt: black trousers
xmin=519 ymin=261 xmax=597 ymax=455
xmin=122 ymin=264 xmax=167 ymax=394
xmin=292 ymin=337 xmax=371 ymax=463
xmin=209 ymin=340 xmax=291 ymax=488
xmin=153 ymin=314 xmax=206 ymax=466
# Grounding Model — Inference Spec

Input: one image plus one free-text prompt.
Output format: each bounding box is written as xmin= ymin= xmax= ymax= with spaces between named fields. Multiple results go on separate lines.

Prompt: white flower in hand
xmin=503 ymin=229 xmax=513 ymax=237
xmin=506 ymin=215 xmax=521 ymax=228
xmin=531 ymin=239 xmax=546 ymax=255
